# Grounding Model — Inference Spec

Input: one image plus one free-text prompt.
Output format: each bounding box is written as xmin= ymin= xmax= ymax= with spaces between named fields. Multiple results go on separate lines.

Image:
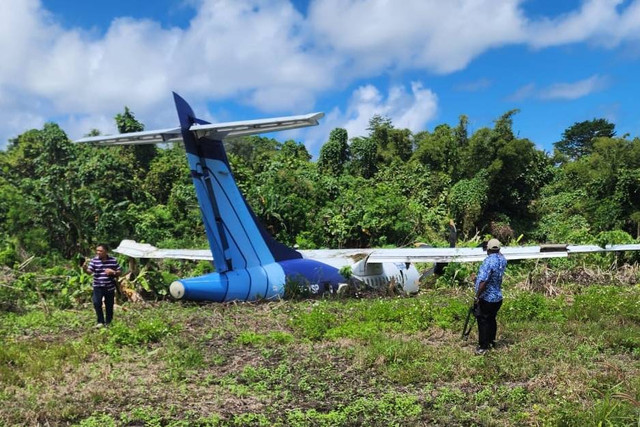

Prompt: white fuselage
xmin=299 ymin=250 xmax=420 ymax=294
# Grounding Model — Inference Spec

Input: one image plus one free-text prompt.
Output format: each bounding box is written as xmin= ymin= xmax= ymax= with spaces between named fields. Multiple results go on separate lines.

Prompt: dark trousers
xmin=92 ymin=287 xmax=115 ymax=325
xmin=476 ymin=299 xmax=502 ymax=349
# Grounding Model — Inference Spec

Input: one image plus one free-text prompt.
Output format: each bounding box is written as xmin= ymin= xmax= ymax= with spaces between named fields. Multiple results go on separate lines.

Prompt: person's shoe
xmin=94 ymin=323 xmax=105 ymax=329
xmin=490 ymin=341 xmax=497 ymax=349
xmin=475 ymin=347 xmax=489 ymax=355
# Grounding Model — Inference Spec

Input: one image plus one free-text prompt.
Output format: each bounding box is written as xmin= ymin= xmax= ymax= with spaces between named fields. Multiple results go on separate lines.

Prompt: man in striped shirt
xmin=84 ymin=244 xmax=122 ymax=328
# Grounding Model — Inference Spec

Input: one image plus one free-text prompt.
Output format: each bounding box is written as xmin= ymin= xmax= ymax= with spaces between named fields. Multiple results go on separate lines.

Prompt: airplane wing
xmin=304 ymin=243 xmax=640 ymax=265
xmin=75 ymin=112 xmax=324 ymax=146
xmin=114 ymin=240 xmax=213 ymax=261
xmin=114 ymin=240 xmax=640 ymax=263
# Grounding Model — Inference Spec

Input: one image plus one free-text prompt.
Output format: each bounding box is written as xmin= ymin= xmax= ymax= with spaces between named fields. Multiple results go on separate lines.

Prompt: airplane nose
xmin=170 ymin=281 xmax=185 ymax=299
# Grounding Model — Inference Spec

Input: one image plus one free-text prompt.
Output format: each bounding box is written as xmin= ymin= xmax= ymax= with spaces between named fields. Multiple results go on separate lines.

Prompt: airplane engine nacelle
xmin=350 ymin=258 xmax=420 ymax=294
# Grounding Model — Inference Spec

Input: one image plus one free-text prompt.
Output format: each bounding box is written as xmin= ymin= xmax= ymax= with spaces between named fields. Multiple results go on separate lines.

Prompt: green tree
xmin=413 ymin=124 xmax=456 ymax=174
xmin=367 ymin=115 xmax=413 ymax=164
xmin=449 ymin=172 xmax=489 ymax=235
xmin=631 ymin=211 xmax=640 ymax=239
xmin=452 ymin=115 xmax=469 ymax=181
xmin=225 ymin=135 xmax=281 ymax=174
xmin=459 ymin=127 xmax=495 ymax=179
xmin=279 ymin=139 xmax=311 ymax=163
xmin=554 ymin=118 xmax=616 ymax=160
xmin=317 ymin=128 xmax=350 ymax=176
xmin=2 ymin=123 xmax=102 ymax=256
xmin=493 ymin=109 xmax=519 ymax=142
xmin=537 ymin=136 xmax=640 ymax=239
xmin=115 ymin=106 xmax=157 ymax=171
xmin=144 ymin=144 xmax=190 ymax=204
xmin=349 ymin=136 xmax=378 ymax=178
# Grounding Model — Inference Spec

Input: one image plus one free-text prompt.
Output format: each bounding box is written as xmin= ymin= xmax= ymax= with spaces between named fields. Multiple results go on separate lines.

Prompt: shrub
xmin=290 ymin=304 xmax=336 ymax=340
xmin=502 ymin=291 xmax=564 ymax=322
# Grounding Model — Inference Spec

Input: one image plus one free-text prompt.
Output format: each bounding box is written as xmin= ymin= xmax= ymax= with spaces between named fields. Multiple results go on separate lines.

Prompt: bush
xmin=502 ymin=291 xmax=565 ymax=322
xmin=434 ymin=262 xmax=474 ymax=288
xmin=568 ymin=286 xmax=640 ymax=322
xmin=290 ymin=304 xmax=336 ymax=340
xmin=106 ymin=315 xmax=177 ymax=347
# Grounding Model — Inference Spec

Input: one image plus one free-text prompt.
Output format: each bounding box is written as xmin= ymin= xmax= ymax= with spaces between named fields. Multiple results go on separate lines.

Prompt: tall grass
xmin=1 ymin=282 xmax=639 ymax=426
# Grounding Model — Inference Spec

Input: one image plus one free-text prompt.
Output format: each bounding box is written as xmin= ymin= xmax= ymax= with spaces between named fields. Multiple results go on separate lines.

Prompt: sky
xmin=1 ymin=0 xmax=640 ymax=155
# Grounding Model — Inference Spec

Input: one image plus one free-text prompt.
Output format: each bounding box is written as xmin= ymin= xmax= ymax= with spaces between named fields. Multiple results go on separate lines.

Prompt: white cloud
xmin=0 ymin=0 xmax=338 ymax=145
xmin=507 ymin=75 xmax=609 ymax=101
xmin=342 ymin=82 xmax=438 ymax=139
xmin=525 ymin=0 xmax=640 ymax=49
xmin=455 ymin=78 xmax=492 ymax=92
xmin=539 ymin=75 xmax=609 ymax=100
xmin=507 ymin=83 xmax=537 ymax=102
xmin=308 ymin=0 xmax=526 ymax=75
xmin=527 ymin=0 xmax=623 ymax=48
xmin=1 ymin=0 xmax=640 ymax=149
xmin=60 ymin=114 xmax=118 ymax=140
xmin=304 ymin=81 xmax=438 ymax=155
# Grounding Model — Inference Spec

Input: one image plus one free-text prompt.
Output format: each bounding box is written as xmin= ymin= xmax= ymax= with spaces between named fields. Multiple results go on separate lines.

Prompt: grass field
xmin=1 ymin=283 xmax=639 ymax=426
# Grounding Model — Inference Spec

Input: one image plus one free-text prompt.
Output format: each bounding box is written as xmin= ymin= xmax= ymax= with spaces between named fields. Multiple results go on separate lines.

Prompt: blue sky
xmin=1 ymin=0 xmax=639 ymax=155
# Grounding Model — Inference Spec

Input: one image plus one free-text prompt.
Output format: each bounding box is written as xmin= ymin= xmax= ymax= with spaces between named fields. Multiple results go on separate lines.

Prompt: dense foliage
xmin=1 ymin=108 xmax=638 ymax=267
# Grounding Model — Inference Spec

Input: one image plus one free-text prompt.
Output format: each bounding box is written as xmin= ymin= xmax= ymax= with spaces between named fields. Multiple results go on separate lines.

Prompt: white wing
xmin=114 ymin=240 xmax=640 ymax=263
xmin=303 ymin=244 xmax=640 ymax=265
xmin=114 ymin=240 xmax=213 ymax=261
xmin=190 ymin=112 xmax=324 ymax=139
xmin=75 ymin=113 xmax=324 ymax=146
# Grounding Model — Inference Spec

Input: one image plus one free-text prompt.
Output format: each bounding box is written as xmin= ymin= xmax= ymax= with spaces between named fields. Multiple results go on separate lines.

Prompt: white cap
xmin=487 ymin=238 xmax=501 ymax=250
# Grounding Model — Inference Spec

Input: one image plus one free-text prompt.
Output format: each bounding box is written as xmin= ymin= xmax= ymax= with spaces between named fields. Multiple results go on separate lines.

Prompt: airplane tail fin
xmin=172 ymin=93 xmax=302 ymax=274
xmin=76 ymin=92 xmax=324 ymax=282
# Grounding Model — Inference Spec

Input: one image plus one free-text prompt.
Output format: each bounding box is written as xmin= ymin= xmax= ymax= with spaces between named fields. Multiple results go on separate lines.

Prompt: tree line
xmin=1 ymin=107 xmax=639 ymax=267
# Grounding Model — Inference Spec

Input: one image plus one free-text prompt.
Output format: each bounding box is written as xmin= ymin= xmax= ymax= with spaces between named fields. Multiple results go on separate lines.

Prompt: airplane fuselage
xmin=169 ymin=256 xmax=419 ymax=301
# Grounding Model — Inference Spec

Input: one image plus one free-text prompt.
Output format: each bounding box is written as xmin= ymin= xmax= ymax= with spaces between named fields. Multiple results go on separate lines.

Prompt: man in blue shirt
xmin=83 ymin=244 xmax=121 ymax=328
xmin=474 ymin=238 xmax=507 ymax=355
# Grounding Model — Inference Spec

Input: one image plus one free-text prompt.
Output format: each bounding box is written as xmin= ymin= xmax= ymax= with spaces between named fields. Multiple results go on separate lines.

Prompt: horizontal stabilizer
xmin=190 ymin=112 xmax=324 ymax=139
xmin=75 ymin=128 xmax=183 ymax=145
xmin=75 ymin=112 xmax=324 ymax=145
xmin=115 ymin=240 xmax=213 ymax=261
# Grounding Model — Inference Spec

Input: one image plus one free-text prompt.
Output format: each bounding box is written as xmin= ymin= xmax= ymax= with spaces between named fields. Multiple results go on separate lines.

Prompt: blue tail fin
xmin=172 ymin=93 xmax=301 ymax=274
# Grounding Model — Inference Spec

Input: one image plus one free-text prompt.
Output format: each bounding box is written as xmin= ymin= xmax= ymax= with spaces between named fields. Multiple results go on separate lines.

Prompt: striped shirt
xmin=88 ymin=256 xmax=121 ymax=289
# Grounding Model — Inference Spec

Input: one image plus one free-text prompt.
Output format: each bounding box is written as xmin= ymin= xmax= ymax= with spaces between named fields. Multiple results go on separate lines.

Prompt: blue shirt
xmin=88 ymin=256 xmax=121 ymax=290
xmin=475 ymin=253 xmax=507 ymax=302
